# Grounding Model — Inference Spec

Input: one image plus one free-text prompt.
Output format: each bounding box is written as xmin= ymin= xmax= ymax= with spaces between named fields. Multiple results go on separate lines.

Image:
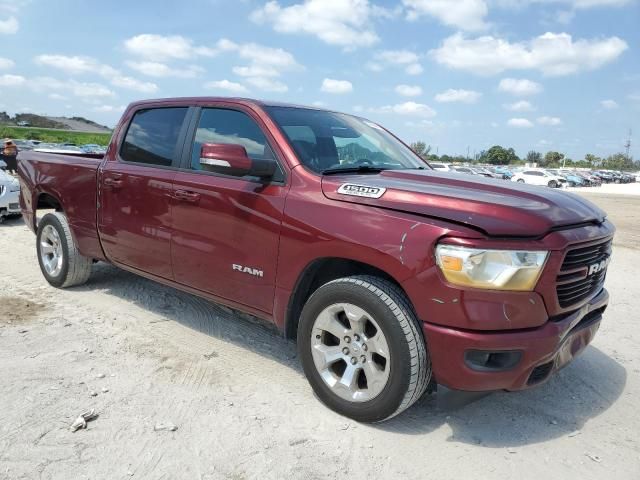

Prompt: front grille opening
xmin=556 ymin=239 xmax=611 ymax=308
xmin=527 ymin=361 xmax=554 ymax=386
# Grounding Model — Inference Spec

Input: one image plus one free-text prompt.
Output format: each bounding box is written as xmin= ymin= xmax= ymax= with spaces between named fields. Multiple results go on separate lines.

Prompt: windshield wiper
xmin=322 ymin=165 xmax=389 ymax=175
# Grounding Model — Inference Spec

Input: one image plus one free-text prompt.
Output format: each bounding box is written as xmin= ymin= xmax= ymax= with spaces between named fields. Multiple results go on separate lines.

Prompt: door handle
xmin=174 ymin=190 xmax=201 ymax=203
xmin=104 ymin=177 xmax=123 ymax=188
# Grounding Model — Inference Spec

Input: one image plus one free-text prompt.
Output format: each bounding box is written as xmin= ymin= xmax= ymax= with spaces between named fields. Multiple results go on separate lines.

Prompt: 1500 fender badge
xmin=337 ymin=184 xmax=386 ymax=199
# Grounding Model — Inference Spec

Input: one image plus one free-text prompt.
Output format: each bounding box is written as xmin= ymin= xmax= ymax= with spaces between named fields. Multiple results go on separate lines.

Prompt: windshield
xmin=266 ymin=106 xmax=428 ymax=174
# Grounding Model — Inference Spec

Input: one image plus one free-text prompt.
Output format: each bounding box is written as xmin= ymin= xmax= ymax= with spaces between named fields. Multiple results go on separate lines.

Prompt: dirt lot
xmin=1 ymin=191 xmax=639 ymax=480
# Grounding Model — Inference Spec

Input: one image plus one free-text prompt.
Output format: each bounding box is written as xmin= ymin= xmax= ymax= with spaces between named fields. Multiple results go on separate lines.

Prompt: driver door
xmin=170 ymin=105 xmax=288 ymax=314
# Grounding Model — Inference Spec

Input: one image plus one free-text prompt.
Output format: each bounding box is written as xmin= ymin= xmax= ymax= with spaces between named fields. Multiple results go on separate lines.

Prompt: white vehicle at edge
xmin=0 ymin=170 xmax=21 ymax=222
xmin=511 ymin=168 xmax=566 ymax=188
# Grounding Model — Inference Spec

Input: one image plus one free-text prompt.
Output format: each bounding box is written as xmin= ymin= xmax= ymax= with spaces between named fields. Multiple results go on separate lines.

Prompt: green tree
xmin=526 ymin=151 xmax=542 ymax=165
xmin=410 ymin=141 xmax=427 ymax=156
xmin=481 ymin=145 xmax=510 ymax=165
xmin=602 ymin=152 xmax=634 ymax=171
xmin=543 ymin=151 xmax=565 ymax=167
xmin=506 ymin=147 xmax=520 ymax=164
xmin=584 ymin=153 xmax=601 ymax=167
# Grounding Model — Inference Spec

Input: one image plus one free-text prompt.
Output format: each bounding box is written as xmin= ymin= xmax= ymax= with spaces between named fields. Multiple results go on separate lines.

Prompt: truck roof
xmin=128 ymin=97 xmax=326 ymax=111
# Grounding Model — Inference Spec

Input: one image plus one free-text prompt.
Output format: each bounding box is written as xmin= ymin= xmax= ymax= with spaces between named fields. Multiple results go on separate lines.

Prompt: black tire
xmin=298 ymin=275 xmax=431 ymax=423
xmin=36 ymin=212 xmax=92 ymax=288
xmin=548 ymin=180 xmax=557 ymax=188
xmin=517 ymin=179 xmax=525 ymax=183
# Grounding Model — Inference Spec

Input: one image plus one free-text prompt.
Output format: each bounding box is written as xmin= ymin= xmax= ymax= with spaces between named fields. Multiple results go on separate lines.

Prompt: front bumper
xmin=423 ymin=288 xmax=608 ymax=391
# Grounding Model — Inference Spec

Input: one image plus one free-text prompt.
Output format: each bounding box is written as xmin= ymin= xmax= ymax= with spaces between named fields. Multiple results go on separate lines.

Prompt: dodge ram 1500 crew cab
xmin=18 ymin=98 xmax=614 ymax=422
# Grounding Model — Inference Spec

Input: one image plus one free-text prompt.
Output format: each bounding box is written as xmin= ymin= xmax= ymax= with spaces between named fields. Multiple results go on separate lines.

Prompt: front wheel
xmin=517 ymin=179 xmax=525 ymax=183
xmin=548 ymin=180 xmax=558 ymax=188
xmin=36 ymin=212 xmax=92 ymax=288
xmin=298 ymin=276 xmax=431 ymax=423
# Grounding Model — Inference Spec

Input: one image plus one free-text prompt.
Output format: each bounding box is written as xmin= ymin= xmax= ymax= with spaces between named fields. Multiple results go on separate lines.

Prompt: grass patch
xmin=0 ymin=126 xmax=112 ymax=146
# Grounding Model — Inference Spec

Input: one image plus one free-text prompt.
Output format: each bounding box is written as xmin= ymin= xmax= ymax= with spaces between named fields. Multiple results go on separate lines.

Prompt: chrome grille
xmin=556 ymin=239 xmax=611 ymax=308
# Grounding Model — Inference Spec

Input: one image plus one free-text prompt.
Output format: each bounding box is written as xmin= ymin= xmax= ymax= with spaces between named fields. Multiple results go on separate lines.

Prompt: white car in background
xmin=0 ymin=170 xmax=21 ymax=222
xmin=511 ymin=169 xmax=566 ymax=188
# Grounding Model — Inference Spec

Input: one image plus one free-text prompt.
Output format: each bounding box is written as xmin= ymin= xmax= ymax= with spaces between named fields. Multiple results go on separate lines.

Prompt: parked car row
xmin=435 ymin=162 xmax=636 ymax=188
xmin=10 ymin=139 xmax=107 ymax=155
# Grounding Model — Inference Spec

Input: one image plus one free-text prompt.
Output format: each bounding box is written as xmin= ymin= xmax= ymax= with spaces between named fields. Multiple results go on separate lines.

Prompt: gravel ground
xmin=0 ymin=191 xmax=639 ymax=480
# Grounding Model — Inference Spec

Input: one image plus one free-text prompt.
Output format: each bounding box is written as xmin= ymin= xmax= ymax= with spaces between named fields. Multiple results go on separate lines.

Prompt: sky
xmin=0 ymin=0 xmax=638 ymax=159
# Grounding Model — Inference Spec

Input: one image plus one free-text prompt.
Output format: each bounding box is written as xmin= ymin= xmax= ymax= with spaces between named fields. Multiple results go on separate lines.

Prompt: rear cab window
xmin=120 ymin=107 xmax=188 ymax=167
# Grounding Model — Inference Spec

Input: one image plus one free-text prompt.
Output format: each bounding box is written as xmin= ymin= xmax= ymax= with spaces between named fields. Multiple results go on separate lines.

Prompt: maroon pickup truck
xmin=18 ymin=97 xmax=614 ymax=422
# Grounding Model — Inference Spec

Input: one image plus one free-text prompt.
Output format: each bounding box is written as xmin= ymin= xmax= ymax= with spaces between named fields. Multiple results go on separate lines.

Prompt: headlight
xmin=435 ymin=244 xmax=548 ymax=291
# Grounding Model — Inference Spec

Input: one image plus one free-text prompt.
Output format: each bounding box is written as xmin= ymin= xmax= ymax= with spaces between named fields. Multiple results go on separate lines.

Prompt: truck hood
xmin=321 ymin=170 xmax=606 ymax=237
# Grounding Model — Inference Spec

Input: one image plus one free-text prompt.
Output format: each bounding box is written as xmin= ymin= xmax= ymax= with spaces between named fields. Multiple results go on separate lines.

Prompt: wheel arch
xmin=283 ymin=257 xmax=413 ymax=340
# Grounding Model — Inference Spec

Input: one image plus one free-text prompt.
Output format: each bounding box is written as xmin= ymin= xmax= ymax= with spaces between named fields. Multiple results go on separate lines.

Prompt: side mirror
xmin=199 ymin=143 xmax=276 ymax=179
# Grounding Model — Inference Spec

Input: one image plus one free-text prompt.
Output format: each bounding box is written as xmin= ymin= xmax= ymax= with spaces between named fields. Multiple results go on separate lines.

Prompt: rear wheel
xmin=298 ymin=275 xmax=431 ymax=423
xmin=36 ymin=212 xmax=92 ymax=288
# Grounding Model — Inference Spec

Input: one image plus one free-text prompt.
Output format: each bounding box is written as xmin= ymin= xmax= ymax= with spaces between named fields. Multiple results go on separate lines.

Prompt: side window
xmin=190 ymin=108 xmax=274 ymax=170
xmin=120 ymin=108 xmax=188 ymax=167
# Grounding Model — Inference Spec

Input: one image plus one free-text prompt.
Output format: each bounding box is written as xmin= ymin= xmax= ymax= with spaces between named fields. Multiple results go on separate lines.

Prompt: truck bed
xmin=18 ymin=151 xmax=105 ymax=260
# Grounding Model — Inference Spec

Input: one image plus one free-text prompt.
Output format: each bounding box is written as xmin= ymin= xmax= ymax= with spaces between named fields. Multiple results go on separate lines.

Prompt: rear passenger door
xmin=98 ymin=106 xmax=191 ymax=279
xmin=170 ymin=105 xmax=288 ymax=314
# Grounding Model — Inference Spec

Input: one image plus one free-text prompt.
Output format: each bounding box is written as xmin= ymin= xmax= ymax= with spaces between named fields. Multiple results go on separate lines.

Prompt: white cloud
xmin=69 ymin=81 xmax=115 ymax=98
xmin=430 ymin=32 xmax=627 ymax=76
xmin=498 ymin=0 xmax=633 ymax=8
xmin=250 ymin=0 xmax=381 ymax=48
xmin=628 ymin=93 xmax=640 ymax=102
xmin=395 ymin=84 xmax=423 ymax=97
xmin=321 ymin=78 xmax=353 ymax=94
xmin=369 ymin=49 xmax=424 ymax=75
xmin=215 ymin=38 xmax=300 ymax=93
xmin=377 ymin=101 xmax=437 ymax=117
xmin=217 ymin=39 xmax=300 ymax=71
xmin=246 ymin=76 xmax=288 ymax=93
xmin=503 ymin=100 xmax=535 ymax=111
xmin=498 ymin=78 xmax=542 ymax=96
xmin=48 ymin=93 xmax=67 ymax=100
xmin=232 ymin=65 xmax=280 ymax=78
xmin=0 ymin=16 xmax=18 ymax=34
xmin=434 ymin=88 xmax=481 ymax=103
xmin=35 ymin=54 xmax=158 ymax=94
xmin=93 ymin=104 xmax=126 ymax=113
xmin=537 ymin=116 xmax=562 ymax=125
xmin=0 ymin=73 xmax=25 ymax=86
xmin=0 ymin=56 xmax=13 ymax=69
xmin=27 ymin=76 xmax=116 ymax=99
xmin=126 ymin=61 xmax=204 ymax=78
xmin=403 ymin=0 xmax=489 ymax=31
xmin=405 ymin=63 xmax=424 ymax=75
xmin=124 ymin=34 xmax=216 ymax=61
xmin=204 ymin=80 xmax=248 ymax=94
xmin=600 ymin=99 xmax=618 ymax=109
xmin=34 ymin=54 xmax=118 ymax=77
xmin=110 ymin=76 xmax=158 ymax=93
xmin=507 ymin=118 xmax=534 ymax=128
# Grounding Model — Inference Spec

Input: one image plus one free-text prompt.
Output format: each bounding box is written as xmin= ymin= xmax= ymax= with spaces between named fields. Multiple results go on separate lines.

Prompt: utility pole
xmin=466 ymin=145 xmax=470 ymax=161
xmin=624 ymin=129 xmax=632 ymax=160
